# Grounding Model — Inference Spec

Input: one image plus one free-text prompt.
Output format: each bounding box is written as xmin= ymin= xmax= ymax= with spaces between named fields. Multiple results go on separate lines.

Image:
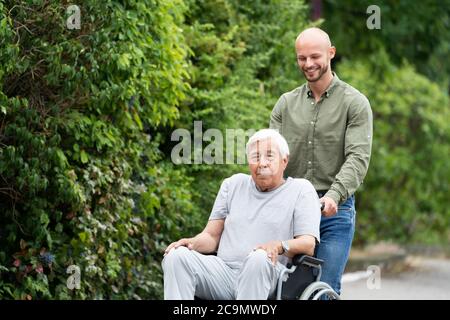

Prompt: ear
xmin=282 ymin=155 xmax=289 ymax=168
xmin=329 ymin=46 xmax=336 ymax=60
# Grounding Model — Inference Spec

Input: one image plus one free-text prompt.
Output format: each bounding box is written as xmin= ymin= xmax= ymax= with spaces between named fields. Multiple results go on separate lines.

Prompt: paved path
xmin=341 ymin=257 xmax=450 ymax=300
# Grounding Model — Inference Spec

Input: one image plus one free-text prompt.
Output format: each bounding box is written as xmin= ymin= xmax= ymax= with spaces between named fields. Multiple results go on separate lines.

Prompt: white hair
xmin=246 ymin=129 xmax=290 ymax=159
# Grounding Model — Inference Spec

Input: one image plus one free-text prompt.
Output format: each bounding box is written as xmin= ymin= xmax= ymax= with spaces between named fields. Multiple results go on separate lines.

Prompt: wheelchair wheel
xmin=299 ymin=281 xmax=341 ymax=300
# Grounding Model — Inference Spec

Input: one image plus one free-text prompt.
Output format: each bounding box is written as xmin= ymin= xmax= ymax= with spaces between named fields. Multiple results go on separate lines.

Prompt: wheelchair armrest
xmin=291 ymin=254 xmax=323 ymax=268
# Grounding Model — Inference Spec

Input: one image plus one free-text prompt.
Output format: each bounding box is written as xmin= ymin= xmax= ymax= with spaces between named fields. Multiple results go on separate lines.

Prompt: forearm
xmin=276 ymin=236 xmax=316 ymax=258
xmin=191 ymin=232 xmax=220 ymax=253
xmin=287 ymin=238 xmax=315 ymax=257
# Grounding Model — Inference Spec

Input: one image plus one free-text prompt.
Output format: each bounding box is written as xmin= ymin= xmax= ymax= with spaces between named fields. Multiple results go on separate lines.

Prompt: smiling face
xmin=247 ymin=138 xmax=288 ymax=192
xmin=295 ymin=28 xmax=335 ymax=83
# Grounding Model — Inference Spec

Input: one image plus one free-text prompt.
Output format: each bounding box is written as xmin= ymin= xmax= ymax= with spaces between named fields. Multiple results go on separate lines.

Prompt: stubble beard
xmin=302 ymin=64 xmax=328 ymax=83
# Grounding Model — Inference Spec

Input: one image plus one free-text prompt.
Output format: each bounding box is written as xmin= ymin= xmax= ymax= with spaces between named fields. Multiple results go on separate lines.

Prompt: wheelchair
xmin=194 ymin=253 xmax=340 ymax=300
xmin=274 ymin=254 xmax=340 ymax=300
xmin=274 ymin=203 xmax=340 ymax=300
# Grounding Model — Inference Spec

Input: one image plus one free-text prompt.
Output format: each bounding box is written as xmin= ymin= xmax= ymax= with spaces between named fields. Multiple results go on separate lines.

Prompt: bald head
xmin=295 ymin=28 xmax=335 ymax=83
xmin=296 ymin=27 xmax=332 ymax=50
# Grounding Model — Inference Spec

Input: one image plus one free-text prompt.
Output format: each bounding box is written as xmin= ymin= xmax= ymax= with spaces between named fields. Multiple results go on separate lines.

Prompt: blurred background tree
xmin=323 ymin=0 xmax=450 ymax=93
xmin=0 ymin=0 xmax=448 ymax=299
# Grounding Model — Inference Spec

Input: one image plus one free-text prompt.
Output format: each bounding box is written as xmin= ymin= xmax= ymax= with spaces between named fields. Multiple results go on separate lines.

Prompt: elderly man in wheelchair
xmin=162 ymin=129 xmax=340 ymax=300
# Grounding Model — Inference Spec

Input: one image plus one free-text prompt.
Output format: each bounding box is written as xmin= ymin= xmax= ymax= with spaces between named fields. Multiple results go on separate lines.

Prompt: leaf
xmin=40 ymin=213 xmax=49 ymax=225
xmin=78 ymin=232 xmax=88 ymax=243
xmin=117 ymin=53 xmax=131 ymax=69
xmin=56 ymin=149 xmax=68 ymax=167
xmin=133 ymin=112 xmax=143 ymax=130
xmin=80 ymin=150 xmax=88 ymax=164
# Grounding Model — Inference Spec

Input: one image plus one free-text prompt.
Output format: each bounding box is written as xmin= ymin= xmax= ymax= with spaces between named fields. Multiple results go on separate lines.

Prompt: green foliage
xmin=170 ymin=0 xmax=312 ymax=213
xmin=323 ymin=0 xmax=450 ymax=92
xmin=338 ymin=56 xmax=450 ymax=245
xmin=0 ymin=0 xmax=199 ymax=299
xmin=1 ymin=0 xmax=448 ymax=300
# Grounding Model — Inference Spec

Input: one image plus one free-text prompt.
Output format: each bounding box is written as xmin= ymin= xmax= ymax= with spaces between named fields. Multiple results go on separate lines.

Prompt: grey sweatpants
xmin=162 ymin=247 xmax=285 ymax=300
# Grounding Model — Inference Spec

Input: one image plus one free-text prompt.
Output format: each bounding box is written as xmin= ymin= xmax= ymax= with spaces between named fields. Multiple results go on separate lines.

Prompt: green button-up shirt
xmin=270 ymin=73 xmax=373 ymax=205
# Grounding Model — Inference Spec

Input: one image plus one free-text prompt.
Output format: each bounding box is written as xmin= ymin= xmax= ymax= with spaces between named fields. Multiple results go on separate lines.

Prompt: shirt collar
xmin=307 ymin=72 xmax=340 ymax=99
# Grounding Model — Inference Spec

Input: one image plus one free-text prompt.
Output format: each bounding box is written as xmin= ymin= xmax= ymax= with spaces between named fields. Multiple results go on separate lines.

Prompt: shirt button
xmin=311 ymin=102 xmax=314 ymax=105
xmin=310 ymin=121 xmax=314 ymax=125
xmin=308 ymin=141 xmax=312 ymax=144
xmin=308 ymin=161 xmax=312 ymax=165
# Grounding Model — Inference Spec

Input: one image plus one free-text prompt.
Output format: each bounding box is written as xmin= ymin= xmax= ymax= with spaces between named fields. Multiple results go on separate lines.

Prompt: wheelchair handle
xmin=320 ymin=202 xmax=325 ymax=212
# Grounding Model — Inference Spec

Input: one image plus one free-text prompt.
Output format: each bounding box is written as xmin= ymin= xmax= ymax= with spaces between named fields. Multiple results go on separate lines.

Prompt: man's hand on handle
xmin=320 ymin=196 xmax=338 ymax=217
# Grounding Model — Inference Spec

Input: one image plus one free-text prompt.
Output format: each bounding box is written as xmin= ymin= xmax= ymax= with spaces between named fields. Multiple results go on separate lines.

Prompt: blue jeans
xmin=315 ymin=194 xmax=356 ymax=295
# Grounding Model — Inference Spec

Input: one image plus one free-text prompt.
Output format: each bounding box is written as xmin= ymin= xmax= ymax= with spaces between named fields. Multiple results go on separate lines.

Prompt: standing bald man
xmin=270 ymin=27 xmax=373 ymax=295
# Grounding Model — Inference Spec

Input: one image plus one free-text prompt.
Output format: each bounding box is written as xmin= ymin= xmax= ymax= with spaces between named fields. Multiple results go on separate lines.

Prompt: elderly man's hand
xmin=164 ymin=238 xmax=194 ymax=256
xmin=320 ymin=196 xmax=338 ymax=217
xmin=254 ymin=240 xmax=282 ymax=265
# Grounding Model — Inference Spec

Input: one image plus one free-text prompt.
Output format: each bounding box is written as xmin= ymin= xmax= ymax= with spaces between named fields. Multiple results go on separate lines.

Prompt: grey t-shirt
xmin=209 ymin=173 xmax=321 ymax=268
